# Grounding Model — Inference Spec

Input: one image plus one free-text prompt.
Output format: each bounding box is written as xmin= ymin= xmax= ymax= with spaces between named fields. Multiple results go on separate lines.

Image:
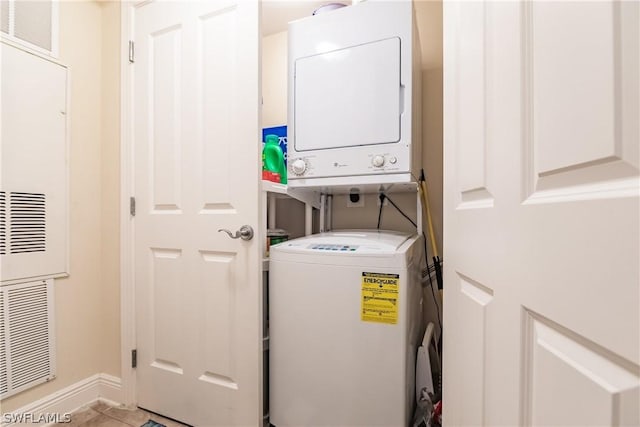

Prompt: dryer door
xmin=294 ymin=37 xmax=401 ymax=152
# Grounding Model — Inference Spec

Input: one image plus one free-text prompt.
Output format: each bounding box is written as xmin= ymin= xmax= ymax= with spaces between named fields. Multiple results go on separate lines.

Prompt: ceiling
xmin=261 ymin=0 xmax=442 ymax=69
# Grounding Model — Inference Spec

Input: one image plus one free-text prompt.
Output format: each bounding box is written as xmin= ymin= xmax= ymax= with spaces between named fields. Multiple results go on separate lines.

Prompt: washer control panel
xmin=308 ymin=244 xmax=359 ymax=252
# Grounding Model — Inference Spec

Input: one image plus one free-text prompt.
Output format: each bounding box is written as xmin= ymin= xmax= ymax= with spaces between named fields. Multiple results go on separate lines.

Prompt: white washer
xmin=269 ymin=230 xmax=423 ymax=427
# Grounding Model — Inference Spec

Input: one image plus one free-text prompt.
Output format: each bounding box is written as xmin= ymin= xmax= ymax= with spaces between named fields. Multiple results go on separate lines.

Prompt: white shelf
xmin=261 ymin=180 xmax=287 ymax=194
xmin=262 ymin=179 xmax=321 ymax=209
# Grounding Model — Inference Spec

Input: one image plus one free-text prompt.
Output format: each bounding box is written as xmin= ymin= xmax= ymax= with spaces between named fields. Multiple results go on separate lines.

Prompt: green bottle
xmin=262 ymin=134 xmax=287 ymax=184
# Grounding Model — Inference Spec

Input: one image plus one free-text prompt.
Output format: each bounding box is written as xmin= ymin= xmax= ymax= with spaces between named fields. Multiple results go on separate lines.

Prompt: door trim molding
xmin=119 ymin=0 xmax=137 ymax=406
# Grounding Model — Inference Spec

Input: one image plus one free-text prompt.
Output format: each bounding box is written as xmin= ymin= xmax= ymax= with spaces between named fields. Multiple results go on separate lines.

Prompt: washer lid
xmin=272 ymin=230 xmax=413 ymax=255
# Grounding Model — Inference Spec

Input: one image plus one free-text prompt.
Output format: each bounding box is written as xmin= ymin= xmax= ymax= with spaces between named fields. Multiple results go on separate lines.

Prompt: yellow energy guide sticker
xmin=361 ymin=272 xmax=399 ymax=324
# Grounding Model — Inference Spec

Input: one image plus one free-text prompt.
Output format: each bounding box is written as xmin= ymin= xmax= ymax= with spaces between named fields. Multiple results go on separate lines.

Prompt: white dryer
xmin=287 ymin=0 xmax=423 ymax=188
xmin=269 ymin=230 xmax=423 ymax=427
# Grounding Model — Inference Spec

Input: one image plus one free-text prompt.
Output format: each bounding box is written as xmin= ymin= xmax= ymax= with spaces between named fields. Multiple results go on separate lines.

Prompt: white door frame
xmin=119 ymin=0 xmax=137 ymax=405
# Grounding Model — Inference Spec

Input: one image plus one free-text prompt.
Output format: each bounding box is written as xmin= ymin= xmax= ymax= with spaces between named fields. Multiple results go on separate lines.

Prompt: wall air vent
xmin=9 ymin=192 xmax=46 ymax=254
xmin=0 ymin=192 xmax=6 ymax=256
xmin=0 ymin=288 xmax=7 ymax=395
xmin=2 ymin=42 xmax=68 ymax=283
xmin=0 ymin=279 xmax=55 ymax=399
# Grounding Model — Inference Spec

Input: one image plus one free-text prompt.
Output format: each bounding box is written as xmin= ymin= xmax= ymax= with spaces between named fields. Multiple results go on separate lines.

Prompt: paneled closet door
xmin=443 ymin=2 xmax=639 ymax=425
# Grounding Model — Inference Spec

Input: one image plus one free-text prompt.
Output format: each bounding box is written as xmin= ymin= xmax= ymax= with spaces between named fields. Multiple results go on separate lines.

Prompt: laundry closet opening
xmin=261 ymin=1 xmax=443 ymax=426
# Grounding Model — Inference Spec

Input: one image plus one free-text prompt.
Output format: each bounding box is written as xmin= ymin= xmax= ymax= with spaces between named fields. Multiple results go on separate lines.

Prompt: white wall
xmin=1 ymin=0 xmax=121 ymax=412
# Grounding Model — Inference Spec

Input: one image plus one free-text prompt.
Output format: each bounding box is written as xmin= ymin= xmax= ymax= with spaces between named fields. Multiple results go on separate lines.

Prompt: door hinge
xmin=129 ymin=40 xmax=135 ymax=63
xmin=131 ymin=349 xmax=137 ymax=368
xmin=130 ymin=196 xmax=136 ymax=216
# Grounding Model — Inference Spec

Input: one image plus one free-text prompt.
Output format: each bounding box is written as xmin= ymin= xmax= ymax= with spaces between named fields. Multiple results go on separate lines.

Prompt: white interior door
xmin=131 ymin=1 xmax=262 ymax=425
xmin=443 ymin=1 xmax=639 ymax=425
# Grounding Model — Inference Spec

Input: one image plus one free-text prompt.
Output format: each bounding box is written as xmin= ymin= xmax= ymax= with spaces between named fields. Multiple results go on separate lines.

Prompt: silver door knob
xmin=218 ymin=225 xmax=254 ymax=241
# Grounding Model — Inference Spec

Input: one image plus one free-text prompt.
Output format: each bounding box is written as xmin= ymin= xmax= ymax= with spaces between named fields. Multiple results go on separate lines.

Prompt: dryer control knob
xmin=372 ymin=155 xmax=385 ymax=168
xmin=291 ymin=158 xmax=307 ymax=175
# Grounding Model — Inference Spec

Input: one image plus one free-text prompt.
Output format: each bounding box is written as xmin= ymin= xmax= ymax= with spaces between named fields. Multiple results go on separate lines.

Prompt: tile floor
xmin=54 ymin=401 xmax=188 ymax=427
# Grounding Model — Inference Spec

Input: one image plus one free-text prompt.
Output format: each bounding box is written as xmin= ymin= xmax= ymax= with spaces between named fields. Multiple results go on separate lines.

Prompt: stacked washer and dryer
xmin=269 ymin=1 xmax=432 ymax=426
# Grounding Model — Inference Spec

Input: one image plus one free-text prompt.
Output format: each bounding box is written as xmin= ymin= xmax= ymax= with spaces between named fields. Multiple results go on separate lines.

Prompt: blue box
xmin=262 ymin=125 xmax=287 ymax=166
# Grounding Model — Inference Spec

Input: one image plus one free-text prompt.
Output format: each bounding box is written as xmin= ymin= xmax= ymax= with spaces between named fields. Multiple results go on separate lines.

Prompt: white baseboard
xmin=1 ymin=374 xmax=122 ymax=427
xmin=95 ymin=374 xmax=122 ymax=407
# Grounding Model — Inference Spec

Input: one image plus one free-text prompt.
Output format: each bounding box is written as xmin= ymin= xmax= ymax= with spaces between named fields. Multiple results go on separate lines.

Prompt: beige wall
xmin=261 ymin=9 xmax=443 ymax=249
xmin=2 ymin=1 xmax=121 ymax=412
xmin=417 ymin=0 xmax=444 ymax=254
xmin=263 ymin=31 xmax=308 ymax=238
xmin=422 ymin=67 xmax=443 ymax=253
xmin=99 ymin=0 xmax=121 ymax=380
xmin=262 ymin=31 xmax=288 ymax=129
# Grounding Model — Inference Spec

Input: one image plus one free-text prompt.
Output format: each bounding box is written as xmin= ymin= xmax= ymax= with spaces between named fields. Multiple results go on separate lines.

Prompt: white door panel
xmin=444 ymin=1 xmax=639 ymax=426
xmin=524 ymin=1 xmax=639 ymax=202
xmin=132 ymin=1 xmax=261 ymax=425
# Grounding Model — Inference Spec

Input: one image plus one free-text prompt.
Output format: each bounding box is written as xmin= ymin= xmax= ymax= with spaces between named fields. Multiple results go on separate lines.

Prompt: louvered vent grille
xmin=0 ymin=1 xmax=8 ymax=34
xmin=8 ymin=284 xmax=50 ymax=388
xmin=1 ymin=0 xmax=55 ymax=56
xmin=0 ymin=192 xmax=6 ymax=255
xmin=9 ymin=192 xmax=46 ymax=254
xmin=13 ymin=1 xmax=53 ymax=52
xmin=0 ymin=289 xmax=8 ymax=396
xmin=0 ymin=280 xmax=55 ymax=399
